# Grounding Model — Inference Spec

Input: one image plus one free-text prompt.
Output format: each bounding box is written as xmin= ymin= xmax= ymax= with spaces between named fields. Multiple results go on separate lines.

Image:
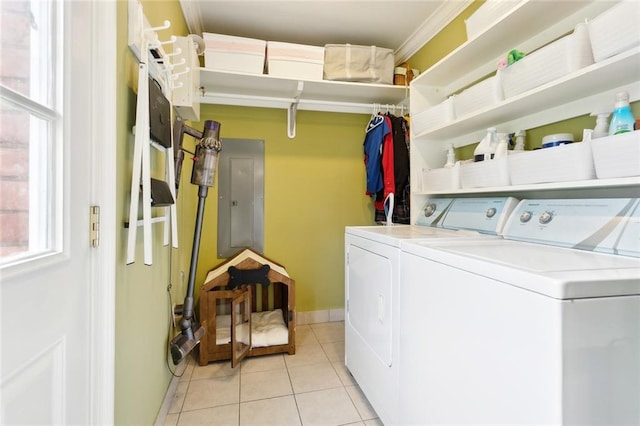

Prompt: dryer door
xmin=345 ymin=237 xmax=395 ymax=366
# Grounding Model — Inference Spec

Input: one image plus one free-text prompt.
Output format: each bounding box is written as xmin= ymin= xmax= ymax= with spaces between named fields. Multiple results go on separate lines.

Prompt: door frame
xmin=87 ymin=1 xmax=116 ymax=423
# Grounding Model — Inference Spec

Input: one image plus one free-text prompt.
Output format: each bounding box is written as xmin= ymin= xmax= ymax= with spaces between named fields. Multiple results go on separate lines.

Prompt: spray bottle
xmin=444 ymin=144 xmax=456 ymax=168
xmin=513 ymin=130 xmax=525 ymax=151
xmin=474 ymin=127 xmax=497 ymax=161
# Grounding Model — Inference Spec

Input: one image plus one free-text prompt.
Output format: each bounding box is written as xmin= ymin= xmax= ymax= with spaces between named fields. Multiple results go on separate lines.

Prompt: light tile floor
xmin=164 ymin=321 xmax=382 ymax=426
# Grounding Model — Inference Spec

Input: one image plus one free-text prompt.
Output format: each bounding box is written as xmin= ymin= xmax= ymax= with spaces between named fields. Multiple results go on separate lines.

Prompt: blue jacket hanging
xmin=363 ymin=114 xmax=390 ymax=195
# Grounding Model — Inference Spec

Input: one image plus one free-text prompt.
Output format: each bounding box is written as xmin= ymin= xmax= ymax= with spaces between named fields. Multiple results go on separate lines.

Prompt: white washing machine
xmin=344 ymin=197 xmax=518 ymax=425
xmin=399 ymin=198 xmax=640 ymax=425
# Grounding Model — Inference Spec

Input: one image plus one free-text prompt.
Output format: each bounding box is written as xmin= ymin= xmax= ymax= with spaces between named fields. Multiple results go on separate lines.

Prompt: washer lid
xmin=345 ymin=224 xmax=487 ymax=247
xmin=401 ymin=239 xmax=640 ymax=299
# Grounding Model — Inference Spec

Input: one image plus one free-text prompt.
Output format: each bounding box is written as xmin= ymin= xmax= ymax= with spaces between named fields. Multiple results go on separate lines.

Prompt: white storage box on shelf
xmin=465 ymin=0 xmax=521 ymax=40
xmin=266 ymin=41 xmax=324 ymax=80
xmin=590 ymin=131 xmax=640 ymax=179
xmin=422 ymin=163 xmax=460 ymax=192
xmin=453 ymin=75 xmax=503 ymax=118
xmin=411 ymin=97 xmax=455 ymax=135
xmin=499 ymin=23 xmax=594 ymax=98
xmin=460 ymin=157 xmax=510 ymax=189
xmin=323 ymin=44 xmax=394 ymax=84
xmin=508 ymin=141 xmax=596 ymax=185
xmin=203 ymin=33 xmax=266 ymax=74
xmin=587 ymin=0 xmax=640 ymax=63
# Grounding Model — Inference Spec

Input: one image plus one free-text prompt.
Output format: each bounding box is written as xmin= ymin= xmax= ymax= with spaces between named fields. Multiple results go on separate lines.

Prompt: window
xmin=0 ymin=0 xmax=60 ymax=266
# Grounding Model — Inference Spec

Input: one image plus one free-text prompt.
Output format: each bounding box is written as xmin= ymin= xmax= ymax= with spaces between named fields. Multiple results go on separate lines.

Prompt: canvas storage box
xmin=590 ymin=131 xmax=640 ymax=179
xmin=460 ymin=157 xmax=510 ymax=188
xmin=323 ymin=44 xmax=394 ymax=84
xmin=587 ymin=0 xmax=640 ymax=62
xmin=499 ymin=24 xmax=594 ymax=98
xmin=508 ymin=141 xmax=596 ymax=185
xmin=411 ymin=97 xmax=455 ymax=136
xmin=266 ymin=41 xmax=324 ymax=80
xmin=203 ymin=33 xmax=266 ymax=74
xmin=453 ymin=75 xmax=503 ymax=118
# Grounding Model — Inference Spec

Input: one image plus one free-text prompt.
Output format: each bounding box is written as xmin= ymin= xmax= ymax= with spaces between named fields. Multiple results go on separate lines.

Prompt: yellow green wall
xmin=115 ymin=1 xmax=374 ymax=423
xmin=179 ymin=107 xmax=373 ymax=312
xmin=115 ymin=1 xmax=191 ymax=424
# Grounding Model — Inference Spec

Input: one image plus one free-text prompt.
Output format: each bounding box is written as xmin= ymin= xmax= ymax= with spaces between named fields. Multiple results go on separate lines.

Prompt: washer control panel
xmin=504 ymin=198 xmax=640 ymax=256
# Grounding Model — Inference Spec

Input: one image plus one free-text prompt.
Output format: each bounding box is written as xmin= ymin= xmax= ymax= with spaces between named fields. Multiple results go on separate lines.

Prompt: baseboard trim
xmin=297 ymin=308 xmax=345 ymax=325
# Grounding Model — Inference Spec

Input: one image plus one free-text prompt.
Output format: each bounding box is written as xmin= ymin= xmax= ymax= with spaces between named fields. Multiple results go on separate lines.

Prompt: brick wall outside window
xmin=0 ymin=1 xmax=32 ymax=258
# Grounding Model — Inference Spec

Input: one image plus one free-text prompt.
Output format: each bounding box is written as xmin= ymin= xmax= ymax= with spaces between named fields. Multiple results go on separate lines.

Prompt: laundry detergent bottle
xmin=609 ymin=91 xmax=635 ymax=135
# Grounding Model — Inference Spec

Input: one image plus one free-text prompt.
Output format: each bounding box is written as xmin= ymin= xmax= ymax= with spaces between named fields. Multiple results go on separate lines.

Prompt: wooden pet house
xmin=198 ymin=248 xmax=295 ymax=367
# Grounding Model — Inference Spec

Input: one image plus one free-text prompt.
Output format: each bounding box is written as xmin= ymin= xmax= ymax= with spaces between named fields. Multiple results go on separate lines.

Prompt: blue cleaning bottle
xmin=608 ymin=91 xmax=635 ymax=135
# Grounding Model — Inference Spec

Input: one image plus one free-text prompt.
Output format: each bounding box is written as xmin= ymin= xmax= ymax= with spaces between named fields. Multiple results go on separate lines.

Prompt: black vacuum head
xmin=170 ymin=322 xmax=206 ymax=365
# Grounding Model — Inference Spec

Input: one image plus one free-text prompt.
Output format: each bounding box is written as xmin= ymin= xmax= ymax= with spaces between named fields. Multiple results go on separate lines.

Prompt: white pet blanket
xmin=215 ymin=308 xmax=289 ymax=348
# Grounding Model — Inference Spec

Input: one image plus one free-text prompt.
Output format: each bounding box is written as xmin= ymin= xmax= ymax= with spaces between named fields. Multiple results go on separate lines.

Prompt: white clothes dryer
xmin=399 ymin=198 xmax=640 ymax=425
xmin=344 ymin=197 xmax=518 ymax=425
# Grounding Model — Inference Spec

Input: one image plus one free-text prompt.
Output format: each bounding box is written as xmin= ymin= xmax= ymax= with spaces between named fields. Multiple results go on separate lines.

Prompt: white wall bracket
xmin=287 ymin=81 xmax=304 ymax=139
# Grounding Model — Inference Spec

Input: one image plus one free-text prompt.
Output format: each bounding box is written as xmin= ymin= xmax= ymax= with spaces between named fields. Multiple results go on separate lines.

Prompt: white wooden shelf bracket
xmin=288 ymin=81 xmax=304 ymax=139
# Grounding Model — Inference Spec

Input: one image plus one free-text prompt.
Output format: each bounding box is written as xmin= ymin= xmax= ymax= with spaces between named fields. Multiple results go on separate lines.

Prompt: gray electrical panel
xmin=217 ymin=138 xmax=264 ymax=258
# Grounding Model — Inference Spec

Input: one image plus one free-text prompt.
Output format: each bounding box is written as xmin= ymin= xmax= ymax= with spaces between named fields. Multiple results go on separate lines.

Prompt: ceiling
xmin=178 ymin=0 xmax=472 ymax=62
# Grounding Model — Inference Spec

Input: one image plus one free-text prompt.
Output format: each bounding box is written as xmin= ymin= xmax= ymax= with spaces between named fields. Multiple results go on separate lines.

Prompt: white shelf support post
xmin=287 ymin=81 xmax=304 ymax=139
xmin=126 ymin=47 xmax=151 ymax=265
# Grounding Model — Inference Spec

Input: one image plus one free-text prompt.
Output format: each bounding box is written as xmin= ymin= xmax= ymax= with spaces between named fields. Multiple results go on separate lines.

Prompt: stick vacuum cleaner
xmin=170 ymin=120 xmax=222 ymax=365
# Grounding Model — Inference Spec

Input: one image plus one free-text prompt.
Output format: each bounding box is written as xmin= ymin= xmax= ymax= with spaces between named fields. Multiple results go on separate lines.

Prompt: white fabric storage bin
xmin=588 ymin=0 xmax=640 ymax=62
xmin=465 ymin=0 xmax=521 ymax=40
xmin=499 ymin=24 xmax=593 ymax=98
xmin=323 ymin=44 xmax=394 ymax=84
xmin=422 ymin=164 xmax=460 ymax=192
xmin=453 ymin=75 xmax=503 ymax=118
xmin=411 ymin=97 xmax=455 ymax=135
xmin=590 ymin=131 xmax=640 ymax=179
xmin=460 ymin=157 xmax=510 ymax=188
xmin=266 ymin=41 xmax=324 ymax=80
xmin=508 ymin=141 xmax=596 ymax=185
xmin=203 ymin=33 xmax=266 ymax=74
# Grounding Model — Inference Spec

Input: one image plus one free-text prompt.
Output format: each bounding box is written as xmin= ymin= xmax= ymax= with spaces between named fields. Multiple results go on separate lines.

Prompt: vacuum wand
xmin=170 ymin=120 xmax=222 ymax=365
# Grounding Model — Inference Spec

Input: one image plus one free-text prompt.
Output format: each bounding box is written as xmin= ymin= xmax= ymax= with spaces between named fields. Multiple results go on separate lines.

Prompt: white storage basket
xmin=203 ymin=33 xmax=266 ymax=74
xmin=587 ymin=0 xmax=640 ymax=62
xmin=422 ymin=164 xmax=460 ymax=192
xmin=411 ymin=97 xmax=455 ymax=136
xmin=499 ymin=24 xmax=594 ymax=98
xmin=508 ymin=141 xmax=596 ymax=185
xmin=266 ymin=41 xmax=324 ymax=80
xmin=460 ymin=157 xmax=510 ymax=188
xmin=453 ymin=75 xmax=503 ymax=118
xmin=590 ymin=131 xmax=640 ymax=179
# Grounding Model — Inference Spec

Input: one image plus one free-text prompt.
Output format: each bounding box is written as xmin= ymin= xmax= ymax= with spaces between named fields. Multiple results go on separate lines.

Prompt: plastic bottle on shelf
xmin=494 ymin=133 xmax=509 ymax=158
xmin=608 ymin=91 xmax=635 ymax=136
xmin=444 ymin=144 xmax=456 ymax=168
xmin=513 ymin=130 xmax=525 ymax=151
xmin=474 ymin=127 xmax=497 ymax=162
xmin=591 ymin=112 xmax=610 ymax=138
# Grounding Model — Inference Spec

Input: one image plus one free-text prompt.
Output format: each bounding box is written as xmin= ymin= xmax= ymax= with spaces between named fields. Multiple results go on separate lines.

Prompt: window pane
xmin=0 ymin=99 xmax=52 ymax=264
xmin=0 ymin=0 xmax=52 ymax=107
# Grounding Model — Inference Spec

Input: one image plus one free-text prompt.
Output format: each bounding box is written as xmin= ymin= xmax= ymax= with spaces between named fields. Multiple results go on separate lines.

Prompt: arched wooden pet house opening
xmin=198 ymin=248 xmax=295 ymax=367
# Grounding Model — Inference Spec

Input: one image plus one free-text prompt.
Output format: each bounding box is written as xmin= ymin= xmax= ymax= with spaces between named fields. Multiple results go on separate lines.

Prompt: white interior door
xmin=0 ymin=1 xmax=115 ymax=424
